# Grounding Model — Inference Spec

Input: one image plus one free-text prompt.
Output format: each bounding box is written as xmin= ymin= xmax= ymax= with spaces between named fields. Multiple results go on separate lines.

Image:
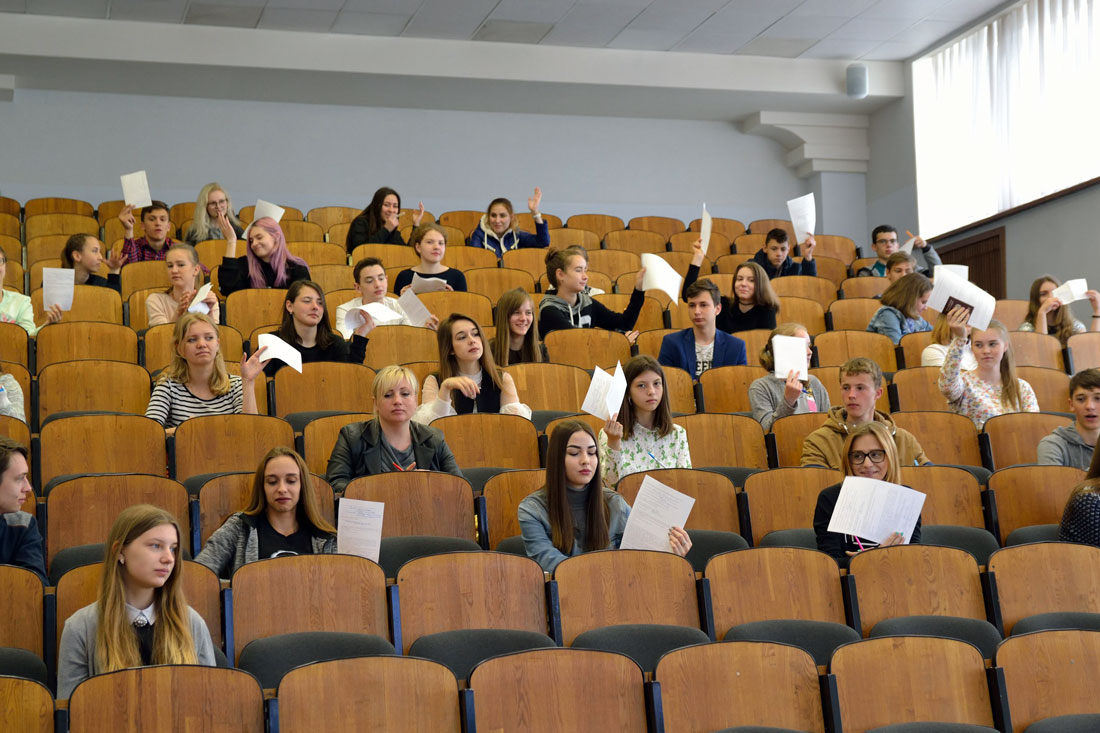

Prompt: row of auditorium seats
xmin=4 ymin=547 xmax=1100 ymax=728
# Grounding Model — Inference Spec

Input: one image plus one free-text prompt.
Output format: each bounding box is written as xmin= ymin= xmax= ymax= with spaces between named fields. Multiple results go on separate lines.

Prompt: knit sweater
xmin=938 ymin=336 xmax=1039 ymax=429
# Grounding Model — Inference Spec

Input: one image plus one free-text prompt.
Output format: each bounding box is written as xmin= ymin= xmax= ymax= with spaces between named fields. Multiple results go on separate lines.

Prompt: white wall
xmin=865 ymin=71 xmax=918 ymax=253
xmin=0 ymin=88 xmax=809 ymax=229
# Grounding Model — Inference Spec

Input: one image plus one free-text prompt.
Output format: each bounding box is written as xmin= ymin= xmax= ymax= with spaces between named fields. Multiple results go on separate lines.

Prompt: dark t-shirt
xmin=256 ymin=513 xmax=314 ymax=559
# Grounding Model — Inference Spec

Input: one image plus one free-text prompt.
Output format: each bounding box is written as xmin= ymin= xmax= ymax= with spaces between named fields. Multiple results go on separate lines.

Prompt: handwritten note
xmin=927 ymin=267 xmax=995 ymax=330
xmin=826 ymin=476 xmax=925 ymax=545
xmin=120 ymin=170 xmax=153 ymax=209
xmin=620 ymin=475 xmax=695 ymax=552
xmin=1052 ymin=279 xmax=1088 ymax=305
xmin=42 ymin=268 xmax=75 ymax=311
xmin=397 ymin=290 xmax=432 ymax=327
xmin=582 ymin=361 xmax=627 ymax=421
xmin=410 ymin=273 xmax=449 ymax=293
xmin=256 ymin=333 xmax=303 ymax=373
xmin=787 ymin=193 xmax=815 ymax=243
xmin=187 ymin=283 xmax=214 ymax=314
xmin=640 ymin=253 xmax=683 ymax=303
xmin=699 ymin=203 xmax=712 ymax=256
xmin=771 ymin=334 xmax=808 ymax=381
xmin=337 ymin=498 xmax=384 ymax=563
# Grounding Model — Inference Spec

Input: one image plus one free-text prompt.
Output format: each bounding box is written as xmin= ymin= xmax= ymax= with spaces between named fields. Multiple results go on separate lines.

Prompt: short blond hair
xmin=371 ymin=365 xmax=419 ymax=406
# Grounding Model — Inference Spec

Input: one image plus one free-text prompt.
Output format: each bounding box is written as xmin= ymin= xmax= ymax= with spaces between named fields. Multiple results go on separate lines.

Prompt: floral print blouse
xmin=598 ymin=422 xmax=692 ymax=486
xmin=938 ymin=336 xmax=1038 ymax=428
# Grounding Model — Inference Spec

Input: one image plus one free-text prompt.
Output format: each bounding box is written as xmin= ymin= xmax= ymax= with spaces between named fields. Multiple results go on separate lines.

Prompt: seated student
xmin=538 ymin=246 xmax=645 ymax=337
xmin=866 ymin=272 xmax=933 ymax=345
xmin=57 ymin=504 xmax=216 ymax=700
xmin=682 ymin=241 xmax=778 ymax=333
xmin=748 ymin=323 xmax=830 ymax=431
xmin=62 ymin=233 xmax=124 ymax=292
xmin=1059 ymin=449 xmax=1100 ymax=546
xmin=263 ymin=280 xmax=369 ymax=377
xmin=413 ymin=314 xmax=532 ymax=423
xmin=195 ymin=447 xmax=336 ymax=579
xmin=802 ymin=357 xmax=930 ymax=469
xmin=0 ymin=243 xmax=61 ymax=335
xmin=883 ymin=252 xmax=916 ymax=284
xmin=1038 ymin=368 xmax=1100 ymax=470
xmin=184 ymin=183 xmax=244 ymax=246
xmin=659 ymin=278 xmax=747 ymax=378
xmin=859 ymin=225 xmax=941 ymax=277
xmin=326 ymin=365 xmax=463 ymax=492
xmin=491 ymin=288 xmax=544 ymax=366
xmin=751 ymin=228 xmax=816 ymax=279
xmin=217 ymin=214 xmax=310 ymax=296
xmin=519 ymin=419 xmax=691 ymax=573
xmin=939 ymin=308 xmax=1039 ymax=429
xmin=145 ymin=313 xmax=265 ymax=435
xmin=345 ymin=187 xmax=425 ymax=252
xmin=119 ymin=201 xmax=180 ymax=266
xmin=469 ymin=188 xmax=549 ymax=258
xmin=813 ymin=422 xmax=921 ymax=568
xmin=334 ymin=257 xmax=439 ymax=340
xmin=599 ymin=356 xmax=692 ymax=485
xmin=922 ymin=312 xmax=978 ymax=369
xmin=393 ymin=225 xmax=467 ymax=295
xmin=145 ymin=244 xmax=219 ymax=326
xmin=1018 ymin=274 xmax=1100 ymax=345
xmin=0 ymin=438 xmax=45 ymax=582
xmin=0 ymin=364 xmax=26 ymax=423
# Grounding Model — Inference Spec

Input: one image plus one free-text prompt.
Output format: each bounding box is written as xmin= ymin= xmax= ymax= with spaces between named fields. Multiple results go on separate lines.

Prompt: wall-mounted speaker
xmin=846 ymin=64 xmax=869 ymax=99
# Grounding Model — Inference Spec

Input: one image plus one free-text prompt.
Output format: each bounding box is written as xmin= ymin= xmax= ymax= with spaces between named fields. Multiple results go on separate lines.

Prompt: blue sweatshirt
xmin=1 ymin=511 xmax=46 ymax=582
xmin=469 ymin=214 xmax=550 ymax=258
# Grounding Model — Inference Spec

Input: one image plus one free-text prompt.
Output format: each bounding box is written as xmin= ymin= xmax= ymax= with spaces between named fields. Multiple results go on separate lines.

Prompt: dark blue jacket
xmin=657 ymin=328 xmax=747 ymax=378
xmin=0 ymin=511 xmax=46 ymax=582
xmin=751 ymin=249 xmax=817 ymax=278
xmin=469 ymin=216 xmax=549 ymax=258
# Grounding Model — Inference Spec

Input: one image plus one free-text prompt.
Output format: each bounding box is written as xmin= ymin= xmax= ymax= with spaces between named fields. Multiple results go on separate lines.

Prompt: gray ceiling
xmin=0 ymin=0 xmax=1014 ymax=61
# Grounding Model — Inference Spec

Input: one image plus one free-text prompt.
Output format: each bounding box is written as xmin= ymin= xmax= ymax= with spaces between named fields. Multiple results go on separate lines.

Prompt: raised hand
xmin=633 ymin=267 xmax=647 ymax=292
xmin=240 ymin=346 xmax=267 ymax=382
xmin=412 ymin=201 xmax=425 ymax=227
xmin=800 ymin=234 xmax=816 ymax=261
xmin=690 ymin=237 xmax=704 ymax=267
xmin=528 ymin=186 xmax=542 ymax=214
xmin=118 ymin=205 xmax=136 ymax=235
xmin=783 ymin=369 xmax=802 ymax=406
xmin=353 ymin=310 xmax=377 ymax=338
xmin=603 ymin=412 xmax=624 ymax=451
xmin=946 ymin=305 xmax=971 ymax=340
xmin=106 ymin=248 xmax=127 ymax=273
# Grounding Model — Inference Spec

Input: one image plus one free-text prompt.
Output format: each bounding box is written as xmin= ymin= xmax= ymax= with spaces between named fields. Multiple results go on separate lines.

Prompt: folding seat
xmin=993 ymin=299 xmax=1029 ymax=330
xmin=1010 ymin=331 xmax=1064 ymax=371
xmin=544 ymin=328 xmax=631 ymax=371
xmin=778 ymin=296 xmax=826 ymax=335
xmin=515 ymin=211 xmax=561 ymax=230
xmin=840 ymin=275 xmax=889 ymax=299
xmin=747 ymin=219 xmax=794 ymax=240
xmin=350 ymin=242 xmax=420 ymax=269
xmin=271 ymin=361 xmax=374 ymax=418
xmin=501 ymin=248 xmax=548 ymax=281
xmin=741 ymin=467 xmax=841 ymax=544
xmin=814 ymin=330 xmax=897 ymax=370
xmin=662 ymin=366 xmax=696 ymax=413
xmin=430 ymin=413 xmax=539 ymax=470
xmin=981 ymin=412 xmax=1071 ymax=469
xmin=1067 ymin=331 xmax=1100 ymax=370
xmin=304 ymin=206 xmax=358 ymax=233
xmin=813 ymin=234 xmax=858 ymax=266
xmin=224 ymin=288 xmax=287 ymax=343
xmin=39 ymin=413 xmax=164 ymax=485
xmin=418 ymin=290 xmax=493 ymax=326
xmin=0 ymin=676 xmax=54 ymax=730
xmin=36 ymin=321 xmax=137 ymax=372
xmin=713 ymin=252 xmax=753 ymax=272
xmin=306 ymin=263 xmax=353 ymax=294
xmin=987 ymin=464 xmax=1085 ymax=544
xmin=591 ymin=293 xmax=665 ymax=332
xmin=827 ymin=297 xmax=882 ymax=331
xmin=890 ymin=411 xmax=983 ymax=466
xmin=628 ymin=216 xmax=685 ymax=242
xmin=549 ymin=228 xmax=600 ymax=250
xmin=898 ymin=331 xmax=935 ymax=369
xmin=604 ymin=229 xmax=666 ymax=255
xmin=504 ymin=362 xmax=590 ymax=412
xmin=437 ymin=210 xmax=482 ymax=238
xmin=770 ymin=413 xmax=831 ymax=467
xmin=343 ymin=471 xmax=477 ymax=543
xmin=670 ymin=414 xmax=768 ymax=469
xmin=30 ymin=197 xmax=95 ymax=217
xmin=616 ymin=468 xmax=740 ymax=535
xmin=634 ymin=328 xmax=676 ymax=359
xmin=668 ymin=230 xmax=731 ymax=254
xmin=997 ymin=629 xmax=1100 ymax=732
xmin=587 ymin=248 xmax=640 ymax=282
xmin=24 ymin=212 xmax=97 ymax=240
xmin=0 ymin=566 xmax=44 ymax=660
xmin=565 ymin=214 xmax=624 ymax=240
xmin=698 ymin=364 xmax=767 ymax=413
xmin=464 ymin=266 xmax=535 ymax=304
xmin=280 ymin=220 xmax=323 ymax=242
xmin=689 ymin=215 xmax=746 ymax=241
xmin=771 ymin=275 xmax=838 ymax=310
xmin=987 ymin=542 xmax=1100 ymax=634
xmin=441 ymin=246 xmax=497 ymax=271
xmin=482 ymin=468 xmax=545 ymax=551
xmin=173 ymin=414 xmax=294 ymax=480
xmin=32 ymin=284 xmax=123 ymax=324
xmin=813 ymin=255 xmax=848 ymax=287
xmin=1016 ymin=366 xmax=1069 ymax=411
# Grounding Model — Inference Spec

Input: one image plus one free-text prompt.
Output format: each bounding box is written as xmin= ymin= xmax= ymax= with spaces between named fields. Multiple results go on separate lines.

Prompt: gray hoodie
xmin=1037 ymin=424 xmax=1094 ymax=470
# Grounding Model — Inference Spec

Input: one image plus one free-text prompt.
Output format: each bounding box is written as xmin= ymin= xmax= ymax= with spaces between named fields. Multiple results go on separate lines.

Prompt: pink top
xmin=938 ymin=336 xmax=1039 ymax=428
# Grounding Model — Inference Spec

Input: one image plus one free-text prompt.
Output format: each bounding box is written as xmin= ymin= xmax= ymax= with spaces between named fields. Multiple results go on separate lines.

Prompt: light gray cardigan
xmin=748 ymin=374 xmax=831 ymax=432
xmin=58 ymin=602 xmax=216 ymax=700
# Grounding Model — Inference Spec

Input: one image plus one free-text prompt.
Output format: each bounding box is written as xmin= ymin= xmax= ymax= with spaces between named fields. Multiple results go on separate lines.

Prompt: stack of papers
xmin=826 ymin=476 xmax=925 ymax=545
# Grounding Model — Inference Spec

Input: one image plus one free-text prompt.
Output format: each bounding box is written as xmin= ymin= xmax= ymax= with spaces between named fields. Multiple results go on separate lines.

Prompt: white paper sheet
xmin=344 ymin=301 xmax=402 ymax=331
xmin=242 ymin=199 xmax=286 ymax=239
xmin=42 ymin=268 xmax=75 ymax=311
xmin=337 ymin=498 xmax=384 ymax=563
xmin=786 ymin=193 xmax=816 ymax=243
xmin=935 ymin=264 xmax=969 ymax=280
xmin=397 ymin=290 xmax=432 ymax=327
xmin=927 ymin=267 xmax=995 ymax=331
xmin=900 ymin=236 xmax=917 ymax=255
xmin=826 ymin=476 xmax=926 ymax=546
xmin=120 ymin=170 xmax=153 ymax=209
xmin=410 ymin=273 xmax=449 ymax=294
xmin=699 ymin=203 xmax=712 ymax=256
xmin=256 ymin=333 xmax=303 ymax=373
xmin=771 ymin=334 xmax=808 ymax=381
xmin=187 ymin=283 xmax=214 ymax=314
xmin=620 ymin=475 xmax=696 ymax=552
xmin=640 ymin=253 xmax=683 ymax=303
xmin=581 ymin=361 xmax=627 ymax=421
xmin=1052 ymin=278 xmax=1088 ymax=305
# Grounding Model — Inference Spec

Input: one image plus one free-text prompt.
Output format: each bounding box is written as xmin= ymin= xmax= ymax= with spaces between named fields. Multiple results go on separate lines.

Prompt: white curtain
xmin=913 ymin=0 xmax=1100 ymax=237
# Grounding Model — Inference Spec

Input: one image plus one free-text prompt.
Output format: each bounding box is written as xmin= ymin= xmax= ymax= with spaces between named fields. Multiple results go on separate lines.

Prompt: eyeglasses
xmin=849 ymin=450 xmax=887 ymax=465
xmin=207 ymin=200 xmax=228 ymax=208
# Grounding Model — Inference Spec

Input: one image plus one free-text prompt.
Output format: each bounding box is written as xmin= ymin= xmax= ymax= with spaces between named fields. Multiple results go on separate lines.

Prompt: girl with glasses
xmin=813 ymin=421 xmax=921 ymax=567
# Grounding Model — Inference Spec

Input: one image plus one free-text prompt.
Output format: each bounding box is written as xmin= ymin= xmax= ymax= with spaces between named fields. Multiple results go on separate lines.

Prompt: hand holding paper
xmin=120 ymin=170 xmax=153 ymax=209
xmin=1051 ymin=279 xmax=1088 ymax=305
xmin=410 ymin=273 xmax=449 ymax=294
xmin=786 ymin=193 xmax=815 ymax=243
xmin=337 ymin=498 xmax=384 ymax=563
xmin=771 ymin=334 xmax=808 ymax=381
xmin=187 ymin=283 xmax=214 ymax=315
xmin=345 ymin=302 xmax=400 ymax=331
xmin=927 ymin=267 xmax=994 ymax=330
xmin=699 ymin=204 xmax=712 ymax=256
xmin=581 ymin=361 xmax=626 ymax=421
xmin=826 ymin=476 xmax=925 ymax=546
xmin=396 ymin=290 xmax=432 ymax=327
xmin=640 ymin=253 xmax=683 ymax=302
xmin=620 ymin=475 xmax=695 ymax=553
xmin=42 ymin=268 xmax=75 ymax=311
xmin=256 ymin=333 xmax=303 ymax=373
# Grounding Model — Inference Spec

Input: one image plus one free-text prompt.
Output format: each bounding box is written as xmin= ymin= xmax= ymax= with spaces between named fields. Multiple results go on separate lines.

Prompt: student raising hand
xmin=946 ymin=304 xmax=972 ymax=339
xmin=528 ymin=187 xmax=542 ymax=215
xmin=633 ymin=267 xmax=647 ymax=292
xmin=690 ymin=237 xmax=705 ymax=268
xmin=800 ymin=234 xmax=816 ymax=261
xmin=603 ymin=412 xmax=624 ymax=451
xmin=105 ymin=248 xmax=127 ymax=274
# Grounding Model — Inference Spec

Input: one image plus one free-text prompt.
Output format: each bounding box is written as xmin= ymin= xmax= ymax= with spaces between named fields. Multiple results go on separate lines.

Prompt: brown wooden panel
xmin=699 ymin=365 xmax=767 ymax=413
xmin=903 ymin=464 xmax=985 ymax=528
xmin=772 ymin=413 xmax=830 ymax=467
xmin=988 ymin=543 xmax=1100 ymax=634
xmin=344 ymin=471 xmax=475 ymax=540
xmin=987 ymin=464 xmax=1085 ymax=544
xmin=483 ymin=468 xmax=545 ymax=549
xmin=998 ymin=629 xmax=1100 ymax=732
xmin=173 ymin=414 xmax=294 ymax=480
xmin=890 ymin=411 xmax=982 ymax=467
xmin=618 ymin=468 xmax=738 ymax=533
xmin=938 ymin=226 xmax=1005 ymax=299
xmin=431 ymin=413 xmax=540 ymax=470
xmin=505 ymin=362 xmax=590 ymax=412
xmin=0 ymin=677 xmax=52 ymax=731
xmin=672 ymin=413 xmax=768 ymax=470
xmin=0 ymin=566 xmax=43 ymax=657
xmin=743 ymin=467 xmax=841 ymax=543
xmin=39 ymin=412 xmax=163 ymax=485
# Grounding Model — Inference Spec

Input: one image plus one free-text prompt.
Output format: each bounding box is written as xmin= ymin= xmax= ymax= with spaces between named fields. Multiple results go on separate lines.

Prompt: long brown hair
xmin=758 ymin=322 xmax=808 ymax=373
xmin=492 ymin=289 xmax=542 ymax=366
xmin=242 ymin=447 xmax=336 ymax=535
xmin=617 ymin=355 xmax=673 ymax=439
xmin=1025 ymin=275 xmax=1078 ymax=346
xmin=544 ymin=420 xmax=608 ymax=556
xmin=436 ymin=313 xmax=504 ymax=392
xmin=545 ymin=246 xmax=587 ymax=289
xmin=96 ymin=505 xmax=196 ymax=674
xmin=277 ymin=280 xmax=338 ymax=351
xmin=735 ymin=262 xmax=780 ymax=311
xmin=840 ymin=422 xmax=900 ymax=484
xmin=1069 ymin=447 xmax=1100 ymax=501
xmin=930 ymin=312 xmax=954 ymax=346
xmin=159 ymin=312 xmax=232 ymax=395
xmin=973 ymin=320 xmax=1024 ymax=412
xmin=880 ymin=272 xmax=932 ymax=319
